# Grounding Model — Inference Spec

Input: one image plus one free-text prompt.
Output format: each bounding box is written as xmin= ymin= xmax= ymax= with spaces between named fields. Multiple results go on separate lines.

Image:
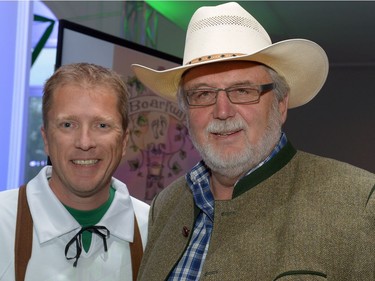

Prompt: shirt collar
xmin=27 ymin=166 xmax=135 ymax=243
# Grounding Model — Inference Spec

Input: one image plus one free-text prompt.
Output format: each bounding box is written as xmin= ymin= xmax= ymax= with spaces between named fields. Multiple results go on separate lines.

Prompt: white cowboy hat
xmin=131 ymin=2 xmax=329 ymax=108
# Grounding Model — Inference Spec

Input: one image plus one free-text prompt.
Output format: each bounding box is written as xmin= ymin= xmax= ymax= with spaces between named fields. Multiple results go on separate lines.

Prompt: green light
xmin=144 ymin=1 xmax=224 ymax=30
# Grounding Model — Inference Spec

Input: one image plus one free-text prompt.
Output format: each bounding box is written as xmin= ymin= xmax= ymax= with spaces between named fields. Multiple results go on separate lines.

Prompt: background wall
xmin=284 ymin=65 xmax=375 ymax=171
xmin=0 ymin=1 xmax=32 ymax=189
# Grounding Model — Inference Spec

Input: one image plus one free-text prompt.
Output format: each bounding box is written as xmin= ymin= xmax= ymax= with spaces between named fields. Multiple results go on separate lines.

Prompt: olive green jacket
xmin=138 ymin=142 xmax=375 ymax=281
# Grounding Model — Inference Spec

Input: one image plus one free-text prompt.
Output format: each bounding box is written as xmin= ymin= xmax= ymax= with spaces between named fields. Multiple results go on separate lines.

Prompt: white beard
xmin=188 ymin=100 xmax=283 ymax=179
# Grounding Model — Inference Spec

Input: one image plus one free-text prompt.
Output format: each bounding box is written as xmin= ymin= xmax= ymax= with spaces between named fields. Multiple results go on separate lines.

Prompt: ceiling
xmin=145 ymin=1 xmax=375 ymax=67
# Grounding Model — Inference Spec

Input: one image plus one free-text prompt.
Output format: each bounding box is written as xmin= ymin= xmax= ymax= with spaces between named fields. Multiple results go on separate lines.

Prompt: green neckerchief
xmin=65 ymin=186 xmax=116 ymax=252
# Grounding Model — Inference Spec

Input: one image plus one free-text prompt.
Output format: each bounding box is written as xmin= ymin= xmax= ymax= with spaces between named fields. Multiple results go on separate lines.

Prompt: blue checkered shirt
xmin=167 ymin=133 xmax=288 ymax=280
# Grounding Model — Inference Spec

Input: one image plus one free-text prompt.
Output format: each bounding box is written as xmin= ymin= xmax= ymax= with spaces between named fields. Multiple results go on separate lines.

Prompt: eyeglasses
xmin=185 ymin=83 xmax=275 ymax=107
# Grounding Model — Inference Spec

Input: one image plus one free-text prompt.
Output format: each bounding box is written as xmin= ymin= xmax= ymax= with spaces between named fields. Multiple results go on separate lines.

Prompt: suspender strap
xmin=15 ymin=185 xmax=33 ymax=281
xmin=130 ymin=215 xmax=143 ymax=281
xmin=14 ymin=184 xmax=143 ymax=281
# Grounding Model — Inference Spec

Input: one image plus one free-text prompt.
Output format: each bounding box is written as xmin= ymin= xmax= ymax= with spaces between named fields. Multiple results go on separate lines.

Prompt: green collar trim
xmin=65 ymin=186 xmax=116 ymax=226
xmin=232 ymin=141 xmax=297 ymax=198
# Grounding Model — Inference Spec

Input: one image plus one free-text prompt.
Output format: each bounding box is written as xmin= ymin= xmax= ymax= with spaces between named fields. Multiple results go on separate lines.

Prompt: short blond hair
xmin=43 ymin=63 xmax=129 ymax=130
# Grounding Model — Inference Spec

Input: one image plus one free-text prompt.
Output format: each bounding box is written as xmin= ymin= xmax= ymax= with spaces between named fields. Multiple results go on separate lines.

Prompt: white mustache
xmin=206 ymin=118 xmax=246 ymax=134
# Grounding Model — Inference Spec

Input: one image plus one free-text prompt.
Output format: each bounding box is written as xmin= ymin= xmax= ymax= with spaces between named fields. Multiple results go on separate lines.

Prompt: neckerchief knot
xmin=65 ymin=225 xmax=110 ymax=267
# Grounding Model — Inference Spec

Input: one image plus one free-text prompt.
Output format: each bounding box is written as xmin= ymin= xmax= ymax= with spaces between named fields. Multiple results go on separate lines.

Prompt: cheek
xmin=239 ymin=108 xmax=270 ymax=136
xmin=187 ymin=111 xmax=208 ymax=135
xmin=41 ymin=129 xmax=62 ymax=156
xmin=189 ymin=109 xmax=209 ymax=126
xmin=109 ymin=131 xmax=128 ymax=155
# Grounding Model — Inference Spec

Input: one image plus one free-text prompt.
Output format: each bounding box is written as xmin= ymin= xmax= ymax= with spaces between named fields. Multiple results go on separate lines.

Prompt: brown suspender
xmin=15 ymin=185 xmax=143 ymax=281
xmin=15 ymin=185 xmax=32 ymax=281
xmin=130 ymin=216 xmax=143 ymax=281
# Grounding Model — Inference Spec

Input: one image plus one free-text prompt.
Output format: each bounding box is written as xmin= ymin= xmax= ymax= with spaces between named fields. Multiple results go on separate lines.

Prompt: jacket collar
xmin=233 ymin=141 xmax=297 ymax=198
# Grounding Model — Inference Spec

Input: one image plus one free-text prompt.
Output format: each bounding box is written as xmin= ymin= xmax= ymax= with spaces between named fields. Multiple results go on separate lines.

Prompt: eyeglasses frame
xmin=185 ymin=82 xmax=276 ymax=107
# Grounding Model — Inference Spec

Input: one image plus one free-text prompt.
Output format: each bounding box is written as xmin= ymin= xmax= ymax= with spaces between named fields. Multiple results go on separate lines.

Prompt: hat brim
xmin=131 ymin=39 xmax=329 ymax=109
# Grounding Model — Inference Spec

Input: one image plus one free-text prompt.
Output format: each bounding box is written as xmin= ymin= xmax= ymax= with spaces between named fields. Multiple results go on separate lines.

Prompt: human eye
xmin=95 ymin=119 xmax=120 ymax=131
xmin=228 ymin=86 xmax=259 ymax=103
xmin=59 ymin=121 xmax=75 ymax=129
xmin=189 ymin=89 xmax=216 ymax=105
xmin=96 ymin=122 xmax=112 ymax=130
xmin=231 ymin=86 xmax=257 ymax=96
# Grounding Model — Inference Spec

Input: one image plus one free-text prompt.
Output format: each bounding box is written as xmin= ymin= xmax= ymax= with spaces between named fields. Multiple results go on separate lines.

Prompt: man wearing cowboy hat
xmin=132 ymin=2 xmax=375 ymax=280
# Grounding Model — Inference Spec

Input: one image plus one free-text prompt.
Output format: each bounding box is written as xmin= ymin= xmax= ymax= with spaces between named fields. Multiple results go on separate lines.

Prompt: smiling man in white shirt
xmin=0 ymin=63 xmax=149 ymax=281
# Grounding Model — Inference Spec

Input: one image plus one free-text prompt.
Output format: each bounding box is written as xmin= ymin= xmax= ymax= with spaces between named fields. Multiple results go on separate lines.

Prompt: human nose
xmin=75 ymin=127 xmax=96 ymax=150
xmin=212 ymin=90 xmax=236 ymax=119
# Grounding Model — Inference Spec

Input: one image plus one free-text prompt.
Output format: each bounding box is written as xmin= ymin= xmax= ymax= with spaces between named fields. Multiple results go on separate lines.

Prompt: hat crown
xmin=183 ymin=2 xmax=272 ymax=65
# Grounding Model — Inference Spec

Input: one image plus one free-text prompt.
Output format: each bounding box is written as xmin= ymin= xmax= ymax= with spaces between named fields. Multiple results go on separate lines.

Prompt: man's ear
xmin=122 ymin=128 xmax=130 ymax=157
xmin=279 ymin=94 xmax=289 ymax=124
xmin=41 ymin=125 xmax=50 ymax=156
